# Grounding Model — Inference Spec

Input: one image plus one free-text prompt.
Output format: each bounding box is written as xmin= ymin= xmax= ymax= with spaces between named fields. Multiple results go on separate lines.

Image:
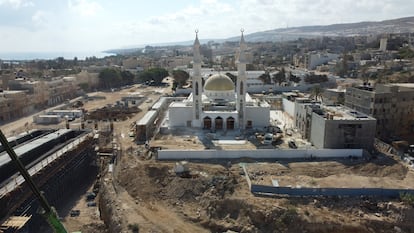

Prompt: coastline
xmin=0 ymin=51 xmax=115 ymax=61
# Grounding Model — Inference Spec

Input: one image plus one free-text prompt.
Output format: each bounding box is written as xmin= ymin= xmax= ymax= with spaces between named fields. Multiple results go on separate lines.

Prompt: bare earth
xmin=3 ymin=84 xmax=414 ymax=233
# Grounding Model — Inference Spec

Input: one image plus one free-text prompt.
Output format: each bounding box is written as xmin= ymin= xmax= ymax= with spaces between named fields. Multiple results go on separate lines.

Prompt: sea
xmin=0 ymin=51 xmax=115 ymax=61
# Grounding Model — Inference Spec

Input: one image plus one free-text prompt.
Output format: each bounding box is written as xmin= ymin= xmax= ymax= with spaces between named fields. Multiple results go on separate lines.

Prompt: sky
xmin=0 ymin=0 xmax=413 ymax=53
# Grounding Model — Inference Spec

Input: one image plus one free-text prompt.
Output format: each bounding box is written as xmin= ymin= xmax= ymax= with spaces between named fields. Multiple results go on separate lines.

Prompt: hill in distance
xmin=107 ymin=16 xmax=414 ymax=54
xmin=236 ymin=16 xmax=414 ymax=42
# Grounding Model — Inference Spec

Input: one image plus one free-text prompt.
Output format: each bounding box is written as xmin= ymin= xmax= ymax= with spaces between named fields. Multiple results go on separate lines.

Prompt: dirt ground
xmin=3 ymin=83 xmax=414 ymax=233
xmin=67 ymin=83 xmax=414 ymax=233
xmin=111 ymin=151 xmax=414 ymax=233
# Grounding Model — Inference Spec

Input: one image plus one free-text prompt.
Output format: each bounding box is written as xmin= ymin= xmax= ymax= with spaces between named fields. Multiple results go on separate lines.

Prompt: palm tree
xmin=258 ymin=72 xmax=271 ymax=84
xmin=288 ymin=72 xmax=301 ymax=83
xmin=272 ymin=69 xmax=286 ymax=86
xmin=310 ymin=85 xmax=324 ymax=102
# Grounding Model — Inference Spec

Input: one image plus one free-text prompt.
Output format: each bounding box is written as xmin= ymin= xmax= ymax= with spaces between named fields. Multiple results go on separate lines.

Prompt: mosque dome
xmin=204 ymin=74 xmax=235 ymax=91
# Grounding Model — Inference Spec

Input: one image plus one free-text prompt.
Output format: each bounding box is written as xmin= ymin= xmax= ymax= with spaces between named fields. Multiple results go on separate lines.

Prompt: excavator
xmin=0 ymin=129 xmax=68 ymax=233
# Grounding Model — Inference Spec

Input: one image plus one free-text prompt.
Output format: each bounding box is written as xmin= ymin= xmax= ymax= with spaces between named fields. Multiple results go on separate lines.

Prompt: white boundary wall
xmin=157 ymin=148 xmax=363 ymax=160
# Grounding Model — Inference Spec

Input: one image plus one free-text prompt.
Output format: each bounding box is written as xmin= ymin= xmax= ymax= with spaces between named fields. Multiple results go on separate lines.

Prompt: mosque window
xmin=195 ymin=101 xmax=199 ymax=119
xmin=240 ymin=81 xmax=244 ymax=94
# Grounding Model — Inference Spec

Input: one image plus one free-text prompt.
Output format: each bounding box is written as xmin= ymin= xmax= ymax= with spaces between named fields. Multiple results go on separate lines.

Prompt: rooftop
xmin=321 ymin=105 xmax=375 ymax=121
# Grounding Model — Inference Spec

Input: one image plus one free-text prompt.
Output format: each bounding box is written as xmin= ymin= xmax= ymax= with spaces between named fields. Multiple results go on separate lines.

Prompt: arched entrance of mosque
xmin=203 ymin=116 xmax=212 ymax=129
xmin=215 ymin=117 xmax=223 ymax=130
xmin=226 ymin=117 xmax=235 ymax=130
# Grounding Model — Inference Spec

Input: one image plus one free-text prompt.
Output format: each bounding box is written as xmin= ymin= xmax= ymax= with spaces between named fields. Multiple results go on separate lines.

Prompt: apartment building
xmin=345 ymin=84 xmax=414 ymax=142
xmin=293 ymin=52 xmax=339 ymax=70
xmin=0 ymin=76 xmax=81 ymax=123
xmin=8 ymin=77 xmax=79 ymax=108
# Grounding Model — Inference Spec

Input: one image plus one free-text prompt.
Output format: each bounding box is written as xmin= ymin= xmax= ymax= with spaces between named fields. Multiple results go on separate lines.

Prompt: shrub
xmin=128 ymin=223 xmax=139 ymax=233
xmin=400 ymin=192 xmax=414 ymax=206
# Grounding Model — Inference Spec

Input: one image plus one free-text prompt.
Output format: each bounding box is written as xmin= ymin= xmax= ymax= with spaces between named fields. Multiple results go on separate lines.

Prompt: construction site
xmin=1 ymin=83 xmax=414 ymax=233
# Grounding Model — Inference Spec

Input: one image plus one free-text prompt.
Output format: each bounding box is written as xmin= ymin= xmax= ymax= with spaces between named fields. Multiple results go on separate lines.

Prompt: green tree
xmin=172 ymin=70 xmax=189 ymax=87
xmin=138 ymin=67 xmax=169 ymax=85
xmin=398 ymin=47 xmax=414 ymax=59
xmin=272 ymin=69 xmax=286 ymax=85
xmin=98 ymin=68 xmax=121 ymax=89
xmin=310 ymin=85 xmax=324 ymax=101
xmin=258 ymin=72 xmax=271 ymax=84
xmin=120 ymin=70 xmax=135 ymax=85
xmin=288 ymin=72 xmax=301 ymax=83
xmin=304 ymin=74 xmax=328 ymax=84
xmin=56 ymin=57 xmax=65 ymax=69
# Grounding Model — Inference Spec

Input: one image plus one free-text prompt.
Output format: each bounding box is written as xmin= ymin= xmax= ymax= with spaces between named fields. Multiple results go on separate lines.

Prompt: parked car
xmin=87 ymin=201 xmax=97 ymax=207
xmin=85 ymin=192 xmax=96 ymax=201
xmin=70 ymin=210 xmax=80 ymax=217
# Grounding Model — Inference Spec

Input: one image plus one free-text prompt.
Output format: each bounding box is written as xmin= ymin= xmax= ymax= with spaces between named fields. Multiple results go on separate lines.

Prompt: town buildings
xmin=293 ymin=51 xmax=339 ymax=70
xmin=0 ymin=90 xmax=32 ymax=122
xmin=345 ymin=83 xmax=414 ymax=142
xmin=0 ymin=76 xmax=80 ymax=123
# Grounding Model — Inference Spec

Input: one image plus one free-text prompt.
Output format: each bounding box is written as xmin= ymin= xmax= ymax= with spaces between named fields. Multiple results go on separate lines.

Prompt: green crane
xmin=0 ymin=129 xmax=68 ymax=233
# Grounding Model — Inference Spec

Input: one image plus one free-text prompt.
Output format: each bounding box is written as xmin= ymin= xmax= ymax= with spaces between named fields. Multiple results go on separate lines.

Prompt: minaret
xmin=236 ymin=29 xmax=248 ymax=129
xmin=192 ymin=30 xmax=203 ymax=127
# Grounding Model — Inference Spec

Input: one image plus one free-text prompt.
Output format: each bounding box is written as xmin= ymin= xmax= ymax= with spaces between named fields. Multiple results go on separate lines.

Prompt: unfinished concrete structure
xmin=310 ymin=105 xmax=376 ymax=150
xmin=345 ymin=84 xmax=414 ymax=142
xmin=283 ymin=89 xmax=376 ymax=149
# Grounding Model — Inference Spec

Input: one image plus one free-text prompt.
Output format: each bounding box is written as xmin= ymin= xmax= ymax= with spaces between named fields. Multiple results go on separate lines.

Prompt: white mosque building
xmin=168 ymin=31 xmax=270 ymax=130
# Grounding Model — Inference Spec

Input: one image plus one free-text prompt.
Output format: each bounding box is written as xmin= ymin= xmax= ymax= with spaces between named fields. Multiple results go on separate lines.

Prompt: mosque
xmin=168 ymin=31 xmax=270 ymax=130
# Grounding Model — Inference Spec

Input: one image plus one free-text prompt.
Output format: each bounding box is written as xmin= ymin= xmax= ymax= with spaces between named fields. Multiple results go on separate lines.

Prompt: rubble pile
xmin=113 ymin=157 xmax=414 ymax=233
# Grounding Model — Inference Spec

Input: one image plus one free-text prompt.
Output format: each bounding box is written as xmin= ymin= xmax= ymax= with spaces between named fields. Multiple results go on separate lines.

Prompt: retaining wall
xmin=157 ymin=148 xmax=363 ymax=160
xmin=251 ymin=184 xmax=414 ymax=197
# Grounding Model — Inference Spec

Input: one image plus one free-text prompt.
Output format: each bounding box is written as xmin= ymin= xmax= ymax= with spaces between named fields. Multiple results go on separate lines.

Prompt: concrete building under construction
xmin=345 ymin=83 xmax=414 ymax=142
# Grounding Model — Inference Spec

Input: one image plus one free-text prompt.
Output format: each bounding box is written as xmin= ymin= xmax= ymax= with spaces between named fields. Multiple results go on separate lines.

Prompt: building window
xmin=240 ymin=81 xmax=244 ymax=95
xmin=195 ymin=101 xmax=199 ymax=119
